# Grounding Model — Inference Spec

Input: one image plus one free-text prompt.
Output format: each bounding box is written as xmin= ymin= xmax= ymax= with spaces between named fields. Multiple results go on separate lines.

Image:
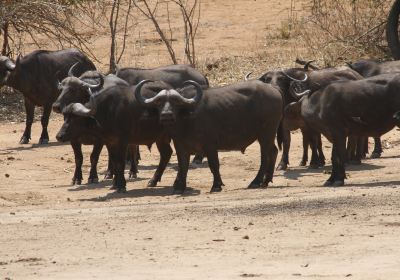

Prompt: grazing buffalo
xmin=116 ymin=64 xmax=210 ymax=164
xmin=135 ymin=80 xmax=283 ymax=194
xmin=0 ymin=49 xmax=96 ymax=144
xmin=56 ymin=80 xmax=173 ymax=192
xmin=286 ymin=73 xmax=400 ymax=186
xmin=53 ymin=68 xmax=136 ymax=185
xmin=247 ymin=66 xmax=362 ymax=170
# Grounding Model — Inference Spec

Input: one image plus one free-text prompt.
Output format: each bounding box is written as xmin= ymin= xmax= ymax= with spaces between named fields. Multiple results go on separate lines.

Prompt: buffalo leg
xmin=371 ymin=137 xmax=382 ymax=158
xmin=192 ymin=153 xmax=204 ymax=165
xmin=20 ymin=97 xmax=35 ymax=144
xmin=39 ymin=103 xmax=51 ymax=144
xmin=104 ymin=145 xmax=114 ymax=180
xmin=276 ymin=128 xmax=290 ymax=170
xmin=109 ymin=144 xmax=127 ymax=193
xmin=325 ymin=133 xmax=346 ymax=186
xmin=172 ymin=143 xmax=190 ymax=194
xmin=248 ymin=142 xmax=267 ymax=188
xmin=316 ymin=134 xmax=325 ymax=166
xmin=128 ymin=144 xmax=138 ymax=179
xmin=264 ymin=143 xmax=278 ymax=185
xmin=147 ymin=140 xmax=173 ymax=187
xmin=308 ymin=133 xmax=320 ymax=169
xmin=205 ymin=148 xmax=224 ymax=192
xmin=71 ymin=141 xmax=83 ymax=185
xmin=299 ymin=128 xmax=309 ymax=166
xmin=88 ymin=142 xmax=103 ymax=184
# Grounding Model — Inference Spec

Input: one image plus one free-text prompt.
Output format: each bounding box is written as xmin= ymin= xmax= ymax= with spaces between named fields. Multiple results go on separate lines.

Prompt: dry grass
xmin=291 ymin=0 xmax=393 ymax=66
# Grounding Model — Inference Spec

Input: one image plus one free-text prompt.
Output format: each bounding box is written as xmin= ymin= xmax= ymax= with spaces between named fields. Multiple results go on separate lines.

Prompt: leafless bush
xmin=134 ymin=0 xmax=201 ymax=67
xmin=294 ymin=0 xmax=392 ymax=66
xmin=0 ymin=0 xmax=95 ymax=58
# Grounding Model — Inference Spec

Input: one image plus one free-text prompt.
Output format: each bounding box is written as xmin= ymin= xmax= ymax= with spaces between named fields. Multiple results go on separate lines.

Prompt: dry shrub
xmin=294 ymin=0 xmax=393 ymax=66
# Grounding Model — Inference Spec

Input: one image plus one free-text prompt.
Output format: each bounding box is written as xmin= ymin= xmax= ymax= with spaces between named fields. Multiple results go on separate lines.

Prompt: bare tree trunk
xmin=134 ymin=0 xmax=178 ymax=64
xmin=109 ymin=0 xmax=120 ymax=73
xmin=1 ymin=22 xmax=10 ymax=56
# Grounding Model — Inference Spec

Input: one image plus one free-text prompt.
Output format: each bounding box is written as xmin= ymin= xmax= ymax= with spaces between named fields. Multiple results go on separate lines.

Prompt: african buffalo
xmin=56 ymin=80 xmax=173 ymax=192
xmin=286 ymin=73 xmax=400 ymax=186
xmin=116 ymin=64 xmax=210 ymax=164
xmin=135 ymin=79 xmax=283 ymax=194
xmin=53 ymin=68 xmax=137 ymax=185
xmin=0 ymin=49 xmax=96 ymax=144
xmin=247 ymin=66 xmax=362 ymax=170
xmin=116 ymin=64 xmax=209 ymax=88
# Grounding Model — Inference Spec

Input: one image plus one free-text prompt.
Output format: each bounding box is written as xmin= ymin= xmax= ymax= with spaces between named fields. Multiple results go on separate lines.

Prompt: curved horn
xmin=134 ymin=79 xmax=154 ymax=106
xmin=345 ymin=62 xmax=354 ymax=69
xmin=180 ymin=80 xmax=203 ymax=105
xmin=80 ymin=74 xmax=104 ymax=91
xmin=304 ymin=60 xmax=315 ymax=70
xmin=115 ymin=64 xmax=120 ymax=76
xmin=5 ymin=59 xmax=15 ymax=71
xmin=63 ymin=102 xmax=94 ymax=117
xmin=245 ymin=72 xmax=252 ymax=81
xmin=68 ymin=62 xmax=79 ymax=78
xmin=281 ymin=71 xmax=308 ymax=83
xmin=15 ymin=54 xmax=21 ymax=66
xmin=289 ymin=82 xmax=311 ymax=99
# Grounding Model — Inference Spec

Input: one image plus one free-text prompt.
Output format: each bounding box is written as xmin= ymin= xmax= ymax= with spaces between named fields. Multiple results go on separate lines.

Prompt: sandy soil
xmin=1 ymin=0 xmax=400 ymax=279
xmin=1 ymin=118 xmax=400 ymax=279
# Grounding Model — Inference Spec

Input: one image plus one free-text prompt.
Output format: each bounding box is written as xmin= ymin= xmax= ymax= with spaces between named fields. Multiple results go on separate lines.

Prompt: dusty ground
xmin=1 ymin=119 xmax=400 ymax=279
xmin=1 ymin=0 xmax=400 ymax=279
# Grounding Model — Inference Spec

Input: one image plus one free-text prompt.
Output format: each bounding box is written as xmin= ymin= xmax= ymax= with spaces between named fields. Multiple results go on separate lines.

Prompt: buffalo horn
xmin=289 ymin=82 xmax=311 ymax=99
xmin=63 ymin=102 xmax=94 ymax=117
xmin=281 ymin=71 xmax=308 ymax=83
xmin=245 ymin=72 xmax=252 ymax=81
xmin=304 ymin=60 xmax=315 ymax=70
xmin=179 ymin=80 xmax=203 ymax=105
xmin=68 ymin=62 xmax=79 ymax=78
xmin=134 ymin=79 xmax=154 ymax=106
xmin=81 ymin=73 xmax=104 ymax=91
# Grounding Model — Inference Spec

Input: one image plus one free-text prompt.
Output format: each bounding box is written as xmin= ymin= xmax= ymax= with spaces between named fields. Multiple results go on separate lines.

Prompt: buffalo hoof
xmin=210 ymin=186 xmax=222 ymax=193
xmin=172 ymin=188 xmax=185 ymax=195
xmin=308 ymin=163 xmax=320 ymax=169
xmin=72 ymin=177 xmax=82 ymax=185
xmin=111 ymin=187 xmax=126 ymax=193
xmin=129 ymin=171 xmax=137 ymax=179
xmin=247 ymin=182 xmax=266 ymax=189
xmin=323 ymin=180 xmax=333 ymax=187
xmin=276 ymin=162 xmax=288 ymax=171
xmin=332 ymin=180 xmax=344 ymax=187
xmin=87 ymin=177 xmax=99 ymax=184
xmin=147 ymin=179 xmax=158 ymax=188
xmin=299 ymin=160 xmax=307 ymax=167
xmin=19 ymin=136 xmax=30 ymax=144
xmin=370 ymin=152 xmax=381 ymax=159
xmin=104 ymin=172 xmax=113 ymax=180
xmin=38 ymin=138 xmax=49 ymax=145
xmin=348 ymin=159 xmax=362 ymax=165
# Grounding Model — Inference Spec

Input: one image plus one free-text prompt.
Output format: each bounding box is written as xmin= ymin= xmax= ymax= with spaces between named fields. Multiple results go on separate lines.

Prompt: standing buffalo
xmin=135 ymin=80 xmax=283 ymax=194
xmin=0 ymin=49 xmax=96 ymax=144
xmin=53 ymin=69 xmax=134 ymax=185
xmin=116 ymin=64 xmax=210 ymax=164
xmin=56 ymin=80 xmax=173 ymax=193
xmin=286 ymin=73 xmax=400 ymax=186
xmin=247 ymin=66 xmax=362 ymax=170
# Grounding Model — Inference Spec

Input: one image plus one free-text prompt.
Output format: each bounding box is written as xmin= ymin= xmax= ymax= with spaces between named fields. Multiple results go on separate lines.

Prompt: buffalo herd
xmin=1 ymin=48 xmax=400 ymax=193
